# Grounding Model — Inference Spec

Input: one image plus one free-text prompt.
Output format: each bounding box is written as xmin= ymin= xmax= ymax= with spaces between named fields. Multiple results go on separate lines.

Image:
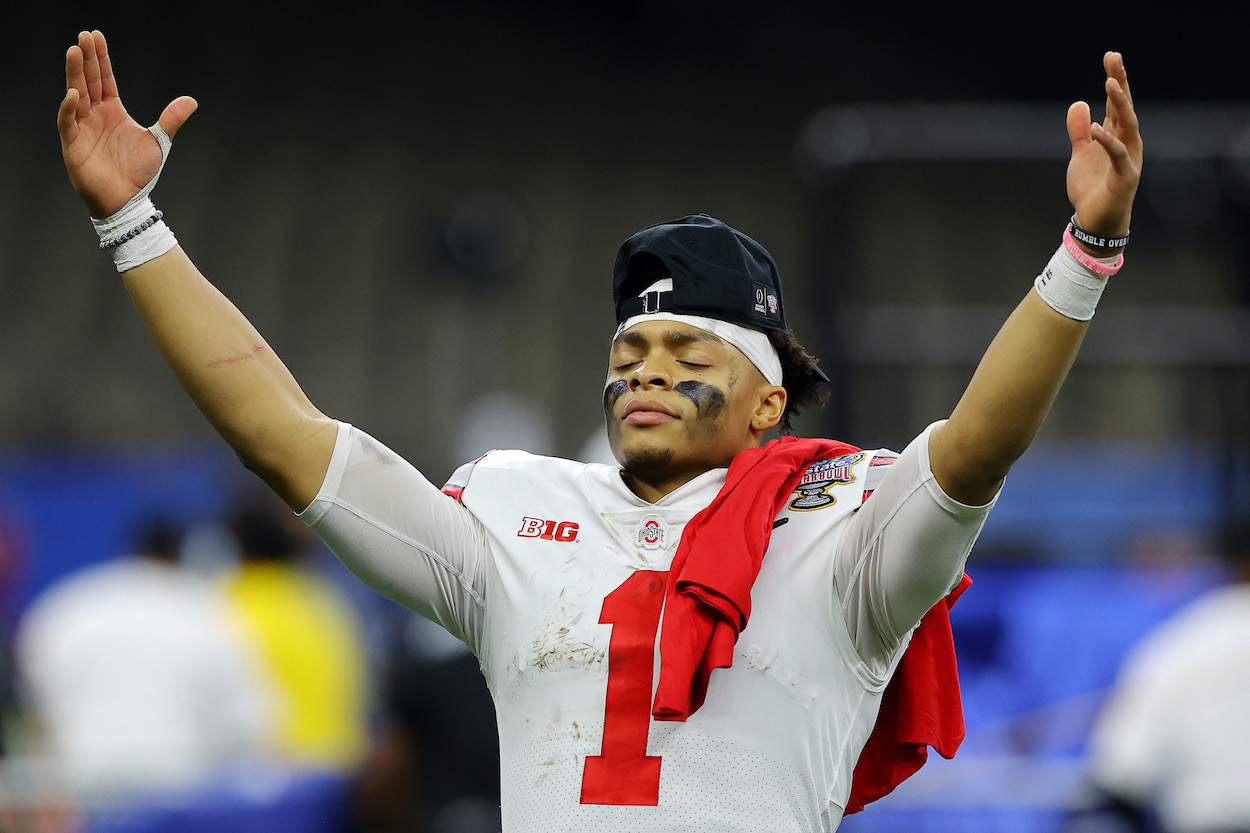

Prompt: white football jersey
xmin=299 ymin=420 xmax=994 ymax=832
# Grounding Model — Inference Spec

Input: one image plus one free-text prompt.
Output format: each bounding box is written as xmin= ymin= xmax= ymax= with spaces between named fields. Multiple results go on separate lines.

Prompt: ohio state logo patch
xmin=634 ymin=515 xmax=669 ymax=550
xmin=788 ymin=453 xmax=864 ymax=511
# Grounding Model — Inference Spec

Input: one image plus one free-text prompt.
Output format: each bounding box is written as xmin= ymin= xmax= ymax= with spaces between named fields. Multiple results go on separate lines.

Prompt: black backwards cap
xmin=613 ymin=214 xmax=787 ymax=332
xmin=612 ymin=214 xmax=830 ymax=384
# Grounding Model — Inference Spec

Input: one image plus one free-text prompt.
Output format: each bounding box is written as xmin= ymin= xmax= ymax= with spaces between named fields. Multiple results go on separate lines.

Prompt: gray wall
xmin=6 ymin=4 xmax=1250 ymax=481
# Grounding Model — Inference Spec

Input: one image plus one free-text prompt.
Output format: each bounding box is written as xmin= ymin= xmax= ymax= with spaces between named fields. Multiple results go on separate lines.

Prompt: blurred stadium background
xmin=3 ymin=3 xmax=1249 ymax=831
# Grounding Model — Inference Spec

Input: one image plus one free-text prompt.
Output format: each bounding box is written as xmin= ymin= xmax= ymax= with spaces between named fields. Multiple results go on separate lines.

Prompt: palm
xmin=1063 ymin=52 xmax=1142 ymax=239
xmin=64 ymin=99 xmax=162 ymax=217
xmin=58 ymin=30 xmax=196 ymax=218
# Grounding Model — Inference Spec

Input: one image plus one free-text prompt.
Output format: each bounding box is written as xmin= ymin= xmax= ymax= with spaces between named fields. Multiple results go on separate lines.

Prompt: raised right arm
xmin=122 ymin=248 xmax=337 ymax=509
xmin=59 ymin=30 xmax=334 ymax=509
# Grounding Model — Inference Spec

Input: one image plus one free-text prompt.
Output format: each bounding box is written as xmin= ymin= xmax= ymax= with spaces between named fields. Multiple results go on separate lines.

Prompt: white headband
xmin=614 ymin=280 xmax=784 ymax=386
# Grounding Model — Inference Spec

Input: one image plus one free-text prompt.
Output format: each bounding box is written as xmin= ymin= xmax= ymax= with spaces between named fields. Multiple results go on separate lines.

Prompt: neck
xmin=622 ymin=466 xmax=711 ymax=504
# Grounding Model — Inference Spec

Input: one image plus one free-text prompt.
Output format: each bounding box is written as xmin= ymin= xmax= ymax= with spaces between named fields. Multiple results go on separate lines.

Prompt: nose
xmin=627 ymin=356 xmax=673 ymax=390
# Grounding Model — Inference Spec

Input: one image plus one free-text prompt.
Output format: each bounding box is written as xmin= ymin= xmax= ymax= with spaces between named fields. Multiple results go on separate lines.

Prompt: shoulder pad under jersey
xmin=861 ymin=451 xmax=899 ymax=504
xmin=441 ymin=454 xmax=489 ymax=504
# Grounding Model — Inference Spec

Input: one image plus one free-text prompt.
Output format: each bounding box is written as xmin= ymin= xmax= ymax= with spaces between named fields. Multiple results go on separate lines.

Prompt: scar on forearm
xmin=207 ymin=345 xmax=266 ymax=368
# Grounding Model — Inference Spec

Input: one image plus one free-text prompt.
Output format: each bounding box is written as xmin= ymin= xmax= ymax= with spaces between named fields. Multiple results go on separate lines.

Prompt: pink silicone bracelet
xmin=1062 ymin=225 xmax=1124 ymax=277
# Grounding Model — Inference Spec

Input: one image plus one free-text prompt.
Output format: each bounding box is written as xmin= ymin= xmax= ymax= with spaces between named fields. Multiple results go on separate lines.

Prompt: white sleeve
xmin=297 ymin=421 xmax=490 ymax=654
xmin=833 ymin=420 xmax=997 ymax=676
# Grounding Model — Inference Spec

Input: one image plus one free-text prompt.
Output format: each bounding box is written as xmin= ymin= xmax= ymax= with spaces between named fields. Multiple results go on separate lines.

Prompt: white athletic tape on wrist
xmin=90 ymin=122 xmax=178 ymax=273
xmin=1033 ymin=242 xmax=1115 ymax=321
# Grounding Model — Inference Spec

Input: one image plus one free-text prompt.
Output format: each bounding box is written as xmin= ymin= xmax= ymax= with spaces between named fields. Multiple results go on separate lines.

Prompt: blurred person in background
xmin=352 ymin=614 xmax=501 ymax=833
xmin=53 ymin=30 xmax=1141 ymax=831
xmin=0 ymin=489 xmax=29 ymax=758
xmin=223 ymin=490 xmax=370 ymax=773
xmin=1069 ymin=515 xmax=1250 ymax=833
xmin=13 ymin=519 xmax=272 ymax=806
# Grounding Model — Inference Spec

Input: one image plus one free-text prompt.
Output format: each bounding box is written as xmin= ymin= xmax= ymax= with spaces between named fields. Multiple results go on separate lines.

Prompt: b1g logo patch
xmin=788 ymin=453 xmax=864 ymax=511
xmin=518 ymin=517 xmax=579 ymax=542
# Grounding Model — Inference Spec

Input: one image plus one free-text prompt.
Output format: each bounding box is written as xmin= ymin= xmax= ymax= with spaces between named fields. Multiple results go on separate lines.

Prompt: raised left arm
xmin=929 ymin=51 xmax=1142 ymax=505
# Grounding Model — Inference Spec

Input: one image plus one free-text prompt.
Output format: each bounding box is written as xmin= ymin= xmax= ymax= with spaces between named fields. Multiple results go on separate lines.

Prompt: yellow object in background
xmin=225 ymin=561 xmax=369 ymax=770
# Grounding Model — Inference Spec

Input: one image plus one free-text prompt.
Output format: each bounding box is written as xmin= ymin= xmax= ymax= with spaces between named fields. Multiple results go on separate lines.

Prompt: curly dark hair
xmin=767 ymin=329 xmax=830 ymax=434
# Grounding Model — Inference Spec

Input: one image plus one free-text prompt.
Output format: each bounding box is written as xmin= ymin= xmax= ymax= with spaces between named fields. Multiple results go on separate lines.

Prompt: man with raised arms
xmin=56 ymin=30 xmax=1141 ymax=831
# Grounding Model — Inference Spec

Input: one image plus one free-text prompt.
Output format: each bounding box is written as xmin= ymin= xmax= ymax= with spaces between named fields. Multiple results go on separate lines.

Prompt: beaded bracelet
xmin=90 ymin=123 xmax=179 ymax=272
xmin=99 ymin=210 xmax=164 ymax=250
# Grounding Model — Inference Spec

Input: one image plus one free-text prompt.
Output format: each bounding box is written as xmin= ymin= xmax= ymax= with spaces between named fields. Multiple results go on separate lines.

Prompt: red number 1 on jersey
xmin=579 ymin=570 xmax=668 ymax=805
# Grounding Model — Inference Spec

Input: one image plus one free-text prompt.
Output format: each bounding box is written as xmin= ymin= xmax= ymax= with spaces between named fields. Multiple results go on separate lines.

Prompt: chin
xmin=610 ymin=429 xmax=675 ymax=471
xmin=619 ymin=445 xmax=675 ymax=474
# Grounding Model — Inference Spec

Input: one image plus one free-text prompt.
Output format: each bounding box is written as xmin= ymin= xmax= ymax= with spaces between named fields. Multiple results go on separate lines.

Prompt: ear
xmin=751 ymin=386 xmax=787 ymax=432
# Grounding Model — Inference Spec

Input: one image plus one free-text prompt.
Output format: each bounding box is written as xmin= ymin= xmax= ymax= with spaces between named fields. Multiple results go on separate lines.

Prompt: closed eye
xmin=613 ymin=361 xmax=640 ymax=372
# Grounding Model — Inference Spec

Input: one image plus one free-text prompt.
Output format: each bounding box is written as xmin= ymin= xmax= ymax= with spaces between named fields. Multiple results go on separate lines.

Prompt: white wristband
xmin=90 ymin=122 xmax=178 ymax=273
xmin=1033 ymin=243 xmax=1115 ymax=321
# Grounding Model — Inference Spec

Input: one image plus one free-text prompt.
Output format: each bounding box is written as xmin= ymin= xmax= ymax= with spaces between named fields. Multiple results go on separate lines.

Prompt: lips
xmin=624 ymin=399 xmax=678 ymax=426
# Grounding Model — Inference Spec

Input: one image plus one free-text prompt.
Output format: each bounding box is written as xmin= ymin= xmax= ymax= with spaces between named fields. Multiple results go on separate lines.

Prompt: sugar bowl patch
xmin=789 ymin=453 xmax=864 ymax=511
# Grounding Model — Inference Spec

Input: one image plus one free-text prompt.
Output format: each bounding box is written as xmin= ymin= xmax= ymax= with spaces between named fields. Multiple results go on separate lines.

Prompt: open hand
xmin=57 ymin=30 xmax=197 ymax=218
xmin=1065 ymin=51 xmax=1142 ymax=247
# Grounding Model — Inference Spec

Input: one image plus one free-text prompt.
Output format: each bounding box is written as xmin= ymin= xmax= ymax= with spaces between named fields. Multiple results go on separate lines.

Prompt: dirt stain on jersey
xmin=534 ymin=756 xmax=558 ymax=787
xmin=738 ymin=645 xmax=821 ymax=709
xmin=356 ymin=433 xmax=400 ymax=467
xmin=523 ymin=610 xmax=606 ymax=675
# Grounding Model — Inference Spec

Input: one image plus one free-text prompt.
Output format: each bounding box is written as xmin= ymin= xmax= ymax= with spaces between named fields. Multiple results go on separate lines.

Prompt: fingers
xmin=1105 ymin=80 xmax=1125 ymax=134
xmin=1066 ymin=100 xmax=1092 ymax=151
xmin=1102 ymin=57 xmax=1142 ymax=160
xmin=57 ymin=89 xmax=80 ymax=146
xmin=1101 ymin=52 xmax=1136 ymax=126
xmin=94 ymin=30 xmax=119 ymax=100
xmin=1090 ymin=122 xmax=1139 ymax=183
xmin=1104 ymin=51 xmax=1132 ymax=105
xmin=78 ymin=30 xmax=103 ymax=106
xmin=159 ymin=96 xmax=199 ymax=139
xmin=1106 ymin=77 xmax=1139 ymax=129
xmin=66 ymin=42 xmax=90 ymax=120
